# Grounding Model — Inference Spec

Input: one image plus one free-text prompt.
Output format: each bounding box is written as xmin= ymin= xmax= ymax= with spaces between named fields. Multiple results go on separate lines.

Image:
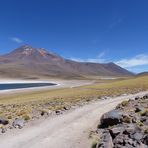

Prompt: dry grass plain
xmin=0 ymin=75 xmax=148 ymax=123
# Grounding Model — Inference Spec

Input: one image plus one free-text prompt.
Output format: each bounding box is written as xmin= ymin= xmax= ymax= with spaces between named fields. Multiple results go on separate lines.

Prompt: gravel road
xmin=0 ymin=91 xmax=147 ymax=148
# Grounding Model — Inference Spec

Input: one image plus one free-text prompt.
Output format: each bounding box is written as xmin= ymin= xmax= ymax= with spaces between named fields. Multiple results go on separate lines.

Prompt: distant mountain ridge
xmin=0 ymin=45 xmax=134 ymax=79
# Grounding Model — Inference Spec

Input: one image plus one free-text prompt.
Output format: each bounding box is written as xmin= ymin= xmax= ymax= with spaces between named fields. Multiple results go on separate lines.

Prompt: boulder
xmin=109 ymin=127 xmax=124 ymax=138
xmin=143 ymin=94 xmax=148 ymax=99
xmin=12 ymin=118 xmax=25 ymax=129
xmin=133 ymin=132 xmax=143 ymax=141
xmin=55 ymin=110 xmax=62 ymax=115
xmin=123 ymin=124 xmax=141 ymax=135
xmin=97 ymin=130 xmax=114 ymax=148
xmin=135 ymin=106 xmax=145 ymax=113
xmin=143 ymin=134 xmax=148 ymax=145
xmin=99 ymin=109 xmax=124 ymax=128
xmin=0 ymin=117 xmax=9 ymax=125
xmin=1 ymin=127 xmax=6 ymax=133
xmin=135 ymin=96 xmax=140 ymax=100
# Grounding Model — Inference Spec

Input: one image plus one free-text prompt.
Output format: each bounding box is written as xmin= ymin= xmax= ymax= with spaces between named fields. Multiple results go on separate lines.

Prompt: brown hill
xmin=0 ymin=45 xmax=134 ymax=79
xmin=137 ymin=72 xmax=148 ymax=77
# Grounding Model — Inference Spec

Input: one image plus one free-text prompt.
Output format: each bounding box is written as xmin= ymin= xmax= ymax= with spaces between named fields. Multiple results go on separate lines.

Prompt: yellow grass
xmin=0 ymin=76 xmax=148 ymax=105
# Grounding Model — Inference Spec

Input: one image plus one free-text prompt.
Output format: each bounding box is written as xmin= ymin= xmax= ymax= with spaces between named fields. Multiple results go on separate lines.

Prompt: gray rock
xmin=133 ymin=132 xmax=143 ymax=141
xmin=97 ymin=130 xmax=114 ymax=148
xmin=0 ymin=117 xmax=9 ymax=125
xmin=135 ymin=96 xmax=140 ymax=100
xmin=109 ymin=127 xmax=124 ymax=138
xmin=12 ymin=118 xmax=25 ymax=129
xmin=143 ymin=94 xmax=148 ymax=99
xmin=138 ymin=142 xmax=148 ymax=148
xmin=143 ymin=134 xmax=148 ymax=145
xmin=55 ymin=110 xmax=62 ymax=115
xmin=135 ymin=106 xmax=145 ymax=113
xmin=123 ymin=124 xmax=141 ymax=135
xmin=113 ymin=134 xmax=124 ymax=145
xmin=63 ymin=106 xmax=70 ymax=110
xmin=1 ymin=128 xmax=6 ymax=133
xmin=99 ymin=109 xmax=123 ymax=128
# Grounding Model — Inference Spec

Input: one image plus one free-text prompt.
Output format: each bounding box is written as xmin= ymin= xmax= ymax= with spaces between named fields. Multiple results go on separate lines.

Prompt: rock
xmin=99 ymin=109 xmax=123 ymax=128
xmin=63 ymin=106 xmax=70 ymax=110
xmin=138 ymin=142 xmax=148 ymax=148
xmin=113 ymin=134 xmax=124 ymax=145
xmin=143 ymin=134 xmax=148 ymax=145
xmin=96 ymin=94 xmax=148 ymax=148
xmin=97 ymin=130 xmax=114 ymax=148
xmin=12 ymin=118 xmax=25 ymax=129
xmin=135 ymin=96 xmax=140 ymax=100
xmin=123 ymin=124 xmax=141 ymax=135
xmin=140 ymin=116 xmax=147 ymax=122
xmin=55 ymin=110 xmax=62 ymax=115
xmin=145 ymin=119 xmax=148 ymax=125
xmin=0 ymin=117 xmax=9 ymax=125
xmin=40 ymin=109 xmax=52 ymax=116
xmin=128 ymin=138 xmax=137 ymax=147
xmin=133 ymin=132 xmax=143 ymax=141
xmin=124 ymin=143 xmax=135 ymax=148
xmin=143 ymin=94 xmax=148 ymax=99
xmin=132 ymin=116 xmax=140 ymax=123
xmin=1 ymin=128 xmax=6 ymax=133
xmin=109 ymin=127 xmax=124 ymax=138
xmin=135 ymin=106 xmax=145 ymax=113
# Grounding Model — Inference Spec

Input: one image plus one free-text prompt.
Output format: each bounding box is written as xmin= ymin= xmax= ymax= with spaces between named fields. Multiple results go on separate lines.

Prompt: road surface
xmin=0 ymin=91 xmax=147 ymax=148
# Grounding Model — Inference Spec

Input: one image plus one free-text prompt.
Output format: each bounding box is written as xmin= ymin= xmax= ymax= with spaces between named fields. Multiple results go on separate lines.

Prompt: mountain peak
xmin=4 ymin=45 xmax=63 ymax=62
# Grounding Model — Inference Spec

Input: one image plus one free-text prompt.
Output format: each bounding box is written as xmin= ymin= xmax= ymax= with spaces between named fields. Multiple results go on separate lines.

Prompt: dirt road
xmin=0 ymin=91 xmax=147 ymax=148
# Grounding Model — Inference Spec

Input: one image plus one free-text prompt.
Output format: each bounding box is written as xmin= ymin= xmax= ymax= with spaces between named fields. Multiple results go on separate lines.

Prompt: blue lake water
xmin=0 ymin=83 xmax=56 ymax=90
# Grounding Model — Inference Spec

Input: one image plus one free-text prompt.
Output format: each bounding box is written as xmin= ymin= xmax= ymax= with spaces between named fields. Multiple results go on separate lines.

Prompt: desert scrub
xmin=140 ymin=109 xmax=148 ymax=116
xmin=122 ymin=115 xmax=131 ymax=123
xmin=39 ymin=109 xmax=50 ymax=116
xmin=91 ymin=140 xmax=98 ymax=148
xmin=89 ymin=131 xmax=100 ymax=148
xmin=22 ymin=114 xmax=31 ymax=121
xmin=16 ymin=110 xmax=27 ymax=116
xmin=136 ymin=121 xmax=144 ymax=127
xmin=121 ymin=100 xmax=129 ymax=106
xmin=0 ymin=124 xmax=3 ymax=129
xmin=144 ymin=128 xmax=148 ymax=134
xmin=7 ymin=115 xmax=12 ymax=119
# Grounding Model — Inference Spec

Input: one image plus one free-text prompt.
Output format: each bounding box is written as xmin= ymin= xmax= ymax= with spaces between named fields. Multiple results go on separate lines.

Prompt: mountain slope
xmin=0 ymin=45 xmax=134 ymax=79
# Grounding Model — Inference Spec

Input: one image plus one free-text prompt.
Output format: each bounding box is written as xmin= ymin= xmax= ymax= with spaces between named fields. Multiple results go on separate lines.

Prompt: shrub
xmin=140 ymin=109 xmax=148 ymax=116
xmin=23 ymin=114 xmax=31 ymax=121
xmin=121 ymin=100 xmax=129 ymax=106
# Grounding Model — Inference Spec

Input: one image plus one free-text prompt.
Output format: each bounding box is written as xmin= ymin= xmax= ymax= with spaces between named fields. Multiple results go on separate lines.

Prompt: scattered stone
xmin=12 ymin=118 xmax=25 ymax=129
xmin=0 ymin=117 xmax=9 ymax=125
xmin=99 ymin=109 xmax=123 ymax=128
xmin=96 ymin=130 xmax=114 ymax=148
xmin=55 ymin=110 xmax=62 ymax=115
xmin=135 ymin=106 xmax=145 ymax=113
xmin=1 ymin=128 xmax=6 ymax=133
xmin=63 ymin=106 xmax=70 ymax=110
xmin=95 ymin=95 xmax=148 ymax=148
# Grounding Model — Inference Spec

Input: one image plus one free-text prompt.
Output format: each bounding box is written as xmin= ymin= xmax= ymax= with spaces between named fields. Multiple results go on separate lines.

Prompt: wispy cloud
xmin=10 ymin=37 xmax=23 ymax=43
xmin=116 ymin=54 xmax=148 ymax=68
xmin=70 ymin=51 xmax=107 ymax=63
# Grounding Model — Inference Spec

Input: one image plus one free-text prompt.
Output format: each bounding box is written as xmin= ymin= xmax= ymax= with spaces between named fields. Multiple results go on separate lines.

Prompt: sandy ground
xmin=0 ymin=91 xmax=147 ymax=148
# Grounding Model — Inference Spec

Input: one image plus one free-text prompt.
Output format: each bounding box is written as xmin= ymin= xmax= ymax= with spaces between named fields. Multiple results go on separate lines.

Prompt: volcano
xmin=0 ymin=45 xmax=134 ymax=79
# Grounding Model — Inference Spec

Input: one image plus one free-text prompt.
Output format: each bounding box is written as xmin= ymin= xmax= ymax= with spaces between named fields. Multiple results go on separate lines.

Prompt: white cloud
xmin=70 ymin=51 xmax=107 ymax=63
xmin=116 ymin=54 xmax=148 ymax=68
xmin=11 ymin=37 xmax=23 ymax=43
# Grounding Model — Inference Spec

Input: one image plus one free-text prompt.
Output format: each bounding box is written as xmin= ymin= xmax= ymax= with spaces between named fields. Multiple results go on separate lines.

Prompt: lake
xmin=0 ymin=83 xmax=56 ymax=90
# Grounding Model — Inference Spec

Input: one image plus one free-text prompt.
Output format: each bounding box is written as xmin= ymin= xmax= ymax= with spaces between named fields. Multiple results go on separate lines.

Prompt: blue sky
xmin=0 ymin=0 xmax=148 ymax=73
